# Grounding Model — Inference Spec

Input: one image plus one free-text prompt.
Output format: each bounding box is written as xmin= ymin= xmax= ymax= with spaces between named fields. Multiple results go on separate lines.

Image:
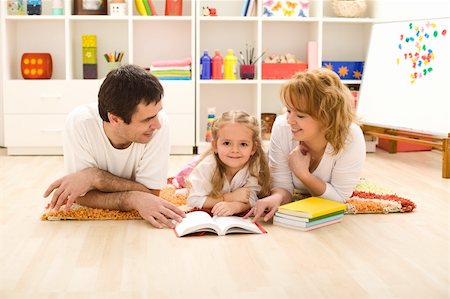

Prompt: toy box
xmin=262 ymin=63 xmax=308 ymax=79
xmin=322 ymin=61 xmax=364 ymax=80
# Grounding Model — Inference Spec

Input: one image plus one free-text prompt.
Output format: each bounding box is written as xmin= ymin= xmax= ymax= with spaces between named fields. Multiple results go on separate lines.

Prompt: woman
xmin=246 ymin=68 xmax=366 ymax=222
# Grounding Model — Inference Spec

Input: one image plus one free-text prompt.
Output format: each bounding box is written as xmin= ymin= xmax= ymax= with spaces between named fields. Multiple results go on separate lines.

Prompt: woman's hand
xmin=288 ymin=143 xmax=311 ymax=179
xmin=244 ymin=195 xmax=283 ymax=223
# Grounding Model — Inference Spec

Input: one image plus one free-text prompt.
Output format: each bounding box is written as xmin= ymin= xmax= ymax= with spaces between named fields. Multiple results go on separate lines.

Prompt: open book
xmin=174 ymin=211 xmax=266 ymax=237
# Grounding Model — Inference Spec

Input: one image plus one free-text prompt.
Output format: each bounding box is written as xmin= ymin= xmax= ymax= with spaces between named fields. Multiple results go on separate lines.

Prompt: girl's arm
xmin=211 ymin=201 xmax=251 ymax=216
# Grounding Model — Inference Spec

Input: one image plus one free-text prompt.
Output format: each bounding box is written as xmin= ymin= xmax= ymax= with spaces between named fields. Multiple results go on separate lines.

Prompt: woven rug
xmin=346 ymin=179 xmax=416 ymax=214
xmin=41 ymin=179 xmax=416 ymax=220
xmin=41 ymin=185 xmax=190 ymax=221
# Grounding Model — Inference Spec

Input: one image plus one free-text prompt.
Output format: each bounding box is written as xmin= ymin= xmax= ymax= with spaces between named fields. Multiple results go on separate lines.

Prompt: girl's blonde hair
xmin=280 ymin=68 xmax=357 ymax=154
xmin=204 ymin=111 xmax=271 ymax=199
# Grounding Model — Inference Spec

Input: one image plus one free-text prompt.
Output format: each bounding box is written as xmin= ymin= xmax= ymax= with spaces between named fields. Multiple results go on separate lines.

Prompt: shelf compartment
xmin=133 ymin=20 xmax=192 ymax=68
xmin=69 ymin=19 xmax=129 ymax=79
xmin=132 ymin=0 xmax=193 ymax=17
xmin=322 ymin=22 xmax=371 ymax=62
xmin=198 ymin=0 xmax=253 ymax=17
xmin=261 ymin=21 xmax=318 ymax=65
xmin=5 ymin=19 xmax=66 ymax=79
xmin=261 ymin=83 xmax=285 ymax=117
xmin=198 ymin=84 xmax=258 ymax=140
xmin=199 ymin=19 xmax=258 ymax=79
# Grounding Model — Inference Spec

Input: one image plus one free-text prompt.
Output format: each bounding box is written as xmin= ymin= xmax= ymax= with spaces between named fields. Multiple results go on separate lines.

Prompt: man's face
xmin=119 ymin=101 xmax=163 ymax=145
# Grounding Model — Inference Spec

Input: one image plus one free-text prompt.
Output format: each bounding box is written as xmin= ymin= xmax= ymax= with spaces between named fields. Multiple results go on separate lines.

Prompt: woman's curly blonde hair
xmin=280 ymin=68 xmax=358 ymax=154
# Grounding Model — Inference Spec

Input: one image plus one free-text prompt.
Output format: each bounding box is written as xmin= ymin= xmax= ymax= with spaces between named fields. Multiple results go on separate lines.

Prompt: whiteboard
xmin=357 ymin=18 xmax=450 ymax=136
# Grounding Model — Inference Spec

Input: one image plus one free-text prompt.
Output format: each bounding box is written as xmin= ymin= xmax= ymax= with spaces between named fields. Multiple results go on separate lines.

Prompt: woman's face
xmin=285 ymin=107 xmax=324 ymax=142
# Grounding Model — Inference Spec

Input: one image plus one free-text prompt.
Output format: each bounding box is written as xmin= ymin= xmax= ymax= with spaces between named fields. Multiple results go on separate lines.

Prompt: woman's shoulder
xmin=348 ymin=123 xmax=365 ymax=141
xmin=342 ymin=123 xmax=366 ymax=153
xmin=274 ymin=113 xmax=288 ymax=126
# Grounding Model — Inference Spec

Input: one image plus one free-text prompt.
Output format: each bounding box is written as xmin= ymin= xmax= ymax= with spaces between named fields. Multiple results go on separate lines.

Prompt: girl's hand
xmin=212 ymin=201 xmax=244 ymax=216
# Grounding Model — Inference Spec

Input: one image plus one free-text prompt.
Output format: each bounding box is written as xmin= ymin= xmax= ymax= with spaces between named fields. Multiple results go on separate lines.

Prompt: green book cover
xmin=275 ymin=210 xmax=344 ymax=222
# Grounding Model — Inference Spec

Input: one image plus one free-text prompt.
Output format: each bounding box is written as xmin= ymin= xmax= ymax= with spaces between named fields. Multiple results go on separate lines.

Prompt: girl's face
xmin=212 ymin=123 xmax=256 ymax=176
xmin=286 ymin=107 xmax=324 ymax=142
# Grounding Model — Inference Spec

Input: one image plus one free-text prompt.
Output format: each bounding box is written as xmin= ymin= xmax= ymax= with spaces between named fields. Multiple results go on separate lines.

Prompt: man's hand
xmin=43 ymin=168 xmax=98 ymax=211
xmin=130 ymin=193 xmax=185 ymax=229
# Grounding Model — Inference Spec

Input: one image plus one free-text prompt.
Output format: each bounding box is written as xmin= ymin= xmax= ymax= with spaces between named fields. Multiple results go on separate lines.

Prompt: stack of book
xmin=273 ymin=197 xmax=346 ymax=231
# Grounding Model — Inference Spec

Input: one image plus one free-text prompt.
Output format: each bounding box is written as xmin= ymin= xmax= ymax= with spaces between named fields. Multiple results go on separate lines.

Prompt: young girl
xmin=187 ymin=111 xmax=271 ymax=216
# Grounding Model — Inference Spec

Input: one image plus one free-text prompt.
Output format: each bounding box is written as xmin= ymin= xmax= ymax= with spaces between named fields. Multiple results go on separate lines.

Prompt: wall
xmin=371 ymin=0 xmax=450 ymax=20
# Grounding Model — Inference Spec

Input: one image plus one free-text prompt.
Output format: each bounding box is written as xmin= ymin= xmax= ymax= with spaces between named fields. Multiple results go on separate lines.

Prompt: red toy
xmin=21 ymin=53 xmax=52 ymax=79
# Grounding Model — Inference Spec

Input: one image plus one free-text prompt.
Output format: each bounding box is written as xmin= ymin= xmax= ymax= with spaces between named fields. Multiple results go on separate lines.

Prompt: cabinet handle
xmin=39 ymin=94 xmax=62 ymax=100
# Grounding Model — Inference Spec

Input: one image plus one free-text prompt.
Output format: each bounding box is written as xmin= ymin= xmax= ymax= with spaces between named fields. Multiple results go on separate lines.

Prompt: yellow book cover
xmin=277 ymin=197 xmax=346 ymax=219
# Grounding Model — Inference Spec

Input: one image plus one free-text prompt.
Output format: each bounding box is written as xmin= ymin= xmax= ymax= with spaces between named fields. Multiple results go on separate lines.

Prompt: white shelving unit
xmin=2 ymin=0 xmax=446 ymax=155
xmin=0 ymin=0 xmax=196 ymax=155
xmin=195 ymin=0 xmax=374 ymax=153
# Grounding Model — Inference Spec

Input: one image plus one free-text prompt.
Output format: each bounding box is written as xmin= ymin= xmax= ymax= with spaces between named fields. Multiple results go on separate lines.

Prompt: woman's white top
xmin=269 ymin=114 xmax=366 ymax=203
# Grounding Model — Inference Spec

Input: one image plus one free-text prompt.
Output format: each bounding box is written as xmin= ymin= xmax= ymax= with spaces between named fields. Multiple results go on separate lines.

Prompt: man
xmin=43 ymin=64 xmax=185 ymax=228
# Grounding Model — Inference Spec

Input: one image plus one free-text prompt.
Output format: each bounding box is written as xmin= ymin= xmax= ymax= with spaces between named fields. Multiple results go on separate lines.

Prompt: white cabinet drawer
xmin=167 ymin=114 xmax=195 ymax=147
xmin=4 ymin=80 xmax=101 ymax=114
xmin=5 ymin=114 xmax=194 ymax=148
xmin=4 ymin=115 xmax=66 ymax=147
xmin=160 ymin=81 xmax=195 ymax=114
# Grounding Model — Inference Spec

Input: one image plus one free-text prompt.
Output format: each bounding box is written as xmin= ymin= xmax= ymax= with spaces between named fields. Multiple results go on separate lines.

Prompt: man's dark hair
xmin=98 ymin=64 xmax=164 ymax=124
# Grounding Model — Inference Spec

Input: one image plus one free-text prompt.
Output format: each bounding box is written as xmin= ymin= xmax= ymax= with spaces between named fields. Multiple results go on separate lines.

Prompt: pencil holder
xmin=240 ymin=64 xmax=255 ymax=80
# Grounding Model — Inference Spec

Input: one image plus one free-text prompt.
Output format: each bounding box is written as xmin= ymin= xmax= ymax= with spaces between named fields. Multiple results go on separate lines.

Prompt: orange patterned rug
xmin=41 ymin=179 xmax=416 ymax=220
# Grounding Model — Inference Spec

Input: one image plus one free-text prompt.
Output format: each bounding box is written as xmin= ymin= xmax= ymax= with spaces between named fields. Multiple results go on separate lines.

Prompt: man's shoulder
xmin=65 ymin=103 xmax=101 ymax=136
xmin=68 ymin=102 xmax=98 ymax=120
xmin=67 ymin=103 xmax=100 ymax=126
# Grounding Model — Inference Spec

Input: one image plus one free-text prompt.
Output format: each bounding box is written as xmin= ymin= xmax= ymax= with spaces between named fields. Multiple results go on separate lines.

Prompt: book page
xmin=212 ymin=216 xmax=263 ymax=235
xmin=175 ymin=211 xmax=220 ymax=236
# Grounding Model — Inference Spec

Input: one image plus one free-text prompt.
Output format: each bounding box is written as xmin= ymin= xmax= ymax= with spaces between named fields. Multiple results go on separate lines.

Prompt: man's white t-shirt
xmin=269 ymin=114 xmax=366 ymax=203
xmin=63 ymin=102 xmax=170 ymax=190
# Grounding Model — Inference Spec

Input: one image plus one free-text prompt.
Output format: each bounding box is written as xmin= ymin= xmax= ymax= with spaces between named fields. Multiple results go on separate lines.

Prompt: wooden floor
xmin=0 ymin=148 xmax=449 ymax=299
